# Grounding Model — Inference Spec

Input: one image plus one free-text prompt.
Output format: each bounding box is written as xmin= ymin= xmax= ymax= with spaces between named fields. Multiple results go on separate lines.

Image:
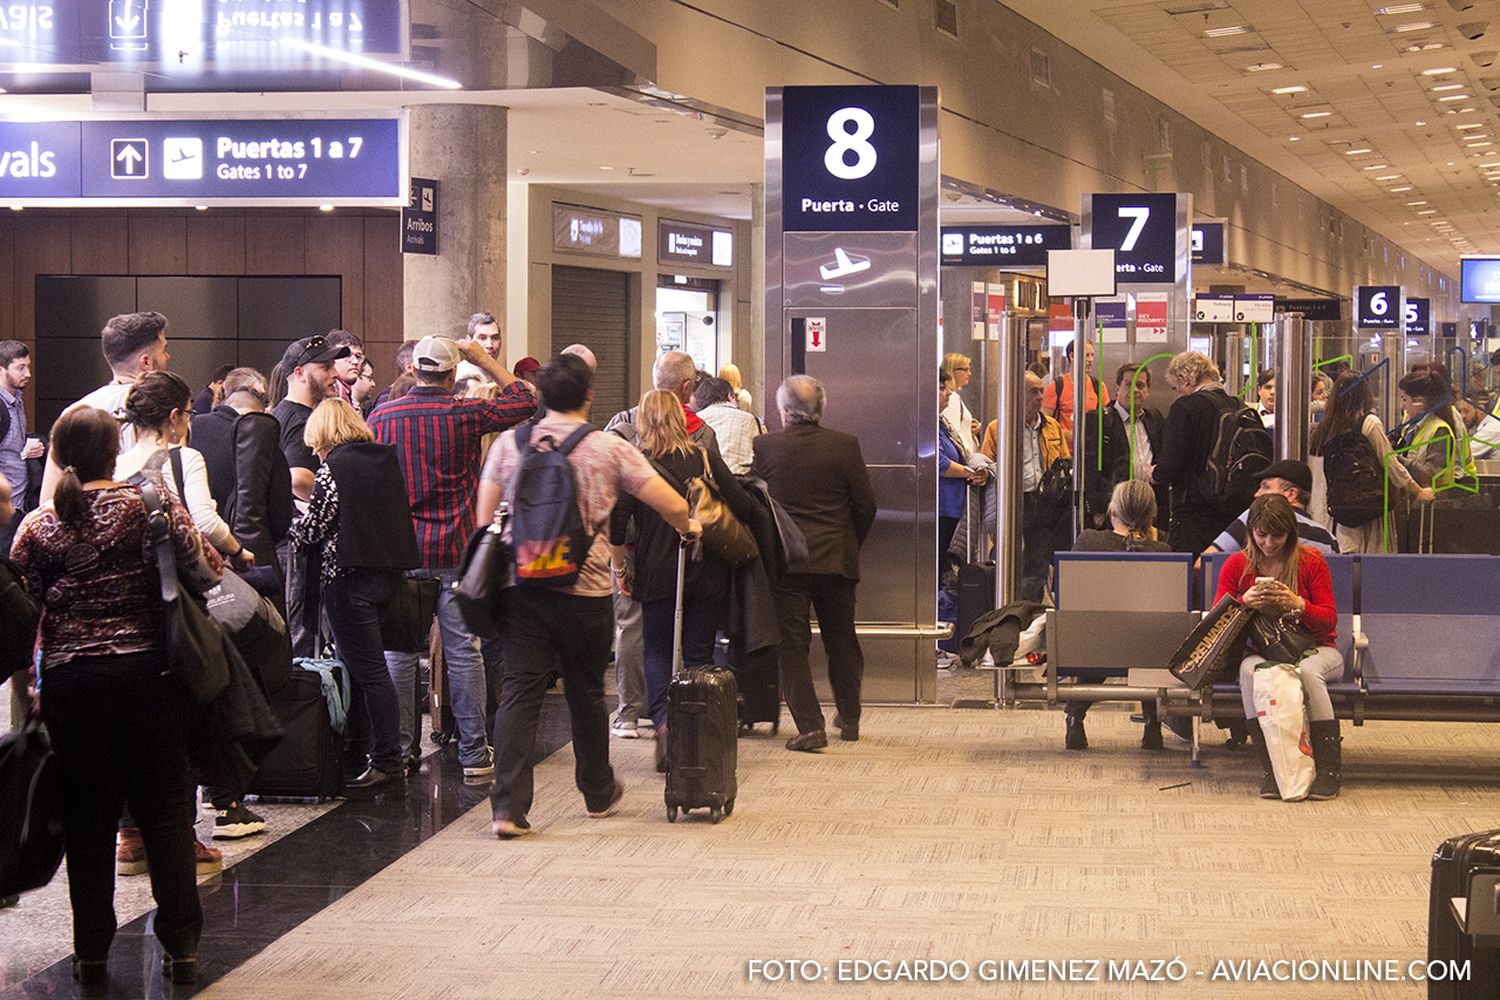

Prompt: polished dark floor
xmin=0 ymin=696 xmax=574 ymax=999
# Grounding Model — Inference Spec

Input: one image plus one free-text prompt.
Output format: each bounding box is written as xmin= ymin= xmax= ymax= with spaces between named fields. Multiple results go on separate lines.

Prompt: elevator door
xmin=552 ymin=265 xmax=630 ymax=425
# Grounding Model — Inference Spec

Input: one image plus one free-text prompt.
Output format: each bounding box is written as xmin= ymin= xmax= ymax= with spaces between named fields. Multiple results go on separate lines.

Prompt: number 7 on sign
xmin=1117 ymin=207 xmax=1149 ymax=252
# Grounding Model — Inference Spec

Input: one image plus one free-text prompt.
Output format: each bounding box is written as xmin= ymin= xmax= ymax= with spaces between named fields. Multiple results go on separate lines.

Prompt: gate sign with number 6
xmin=1355 ymin=285 xmax=1402 ymax=330
xmin=780 ymin=85 xmax=920 ymax=233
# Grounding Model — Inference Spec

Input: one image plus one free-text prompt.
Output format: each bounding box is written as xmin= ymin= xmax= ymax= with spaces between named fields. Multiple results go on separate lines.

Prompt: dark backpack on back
xmin=1322 ymin=429 xmax=1385 ymax=528
xmin=1199 ymin=390 xmax=1272 ymax=507
xmin=510 ymin=423 xmax=596 ymax=589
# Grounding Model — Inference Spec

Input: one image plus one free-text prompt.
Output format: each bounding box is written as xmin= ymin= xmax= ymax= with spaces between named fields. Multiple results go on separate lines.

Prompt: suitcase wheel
xmin=724 ymin=799 xmax=734 ymax=818
xmin=710 ymin=805 xmax=724 ymax=824
xmin=667 ymin=805 xmax=678 ymax=823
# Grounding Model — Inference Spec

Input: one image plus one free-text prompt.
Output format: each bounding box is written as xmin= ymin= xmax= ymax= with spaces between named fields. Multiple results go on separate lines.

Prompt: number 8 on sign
xmin=825 ymin=107 xmax=877 ymax=180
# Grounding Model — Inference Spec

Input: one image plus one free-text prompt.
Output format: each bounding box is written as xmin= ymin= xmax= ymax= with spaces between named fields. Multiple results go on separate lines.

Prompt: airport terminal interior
xmin=5 ymin=1 xmax=1500 ymax=997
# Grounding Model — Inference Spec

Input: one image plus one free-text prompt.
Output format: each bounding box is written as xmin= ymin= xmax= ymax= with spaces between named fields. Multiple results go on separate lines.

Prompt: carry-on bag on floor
xmin=953 ymin=505 xmax=996 ymax=665
xmin=427 ymin=618 xmax=457 ymax=746
xmin=248 ymin=660 xmax=346 ymax=801
xmin=728 ymin=641 xmax=780 ymax=735
xmin=664 ymin=541 xmax=738 ymax=824
xmin=1427 ymin=830 xmax=1500 ymax=999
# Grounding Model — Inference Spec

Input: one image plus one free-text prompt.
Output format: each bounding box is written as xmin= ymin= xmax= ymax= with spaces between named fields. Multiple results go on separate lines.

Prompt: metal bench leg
xmin=1190 ymin=711 xmax=1203 ymax=769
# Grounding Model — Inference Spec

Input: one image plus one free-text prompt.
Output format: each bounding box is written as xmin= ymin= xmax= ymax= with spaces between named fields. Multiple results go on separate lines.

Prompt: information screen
xmin=0 ymin=117 xmax=403 ymax=205
xmin=939 ymin=224 xmax=1070 ymax=267
xmin=1461 ymin=258 xmax=1500 ymax=304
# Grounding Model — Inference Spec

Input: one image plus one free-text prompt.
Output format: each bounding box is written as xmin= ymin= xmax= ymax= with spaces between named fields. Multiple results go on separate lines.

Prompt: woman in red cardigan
xmin=1214 ymin=494 xmax=1344 ymax=800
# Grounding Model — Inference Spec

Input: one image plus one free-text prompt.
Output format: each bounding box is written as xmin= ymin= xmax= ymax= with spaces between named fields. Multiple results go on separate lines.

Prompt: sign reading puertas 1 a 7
xmin=780 ymin=86 xmax=919 ymax=232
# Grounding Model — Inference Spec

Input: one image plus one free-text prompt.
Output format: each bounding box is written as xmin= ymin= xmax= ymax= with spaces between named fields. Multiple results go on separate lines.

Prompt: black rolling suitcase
xmin=664 ymin=542 xmax=738 ymax=823
xmin=248 ymin=661 xmax=345 ymax=801
xmin=728 ymin=641 xmax=780 ymax=735
xmin=954 ymin=505 xmax=996 ymax=666
xmin=1428 ymin=830 xmax=1500 ymax=998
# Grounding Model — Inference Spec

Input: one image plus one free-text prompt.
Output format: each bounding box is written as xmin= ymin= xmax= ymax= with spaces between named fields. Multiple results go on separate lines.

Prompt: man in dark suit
xmin=750 ymin=375 xmax=878 ymax=752
xmin=1083 ymin=361 xmax=1167 ymax=530
xmin=191 ymin=367 xmax=294 ymax=580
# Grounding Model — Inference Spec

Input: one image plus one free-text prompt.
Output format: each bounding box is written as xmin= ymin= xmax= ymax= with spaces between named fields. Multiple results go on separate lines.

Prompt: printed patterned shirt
xmin=369 ymin=382 xmax=536 ymax=568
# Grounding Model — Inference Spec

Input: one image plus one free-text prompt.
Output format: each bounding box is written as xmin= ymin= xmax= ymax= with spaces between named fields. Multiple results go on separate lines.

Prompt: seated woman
xmin=1062 ymin=479 xmax=1170 ymax=751
xmin=1216 ymin=494 xmax=1344 ymax=801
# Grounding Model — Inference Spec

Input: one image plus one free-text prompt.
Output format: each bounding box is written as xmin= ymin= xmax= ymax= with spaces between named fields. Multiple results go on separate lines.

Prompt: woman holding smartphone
xmin=1214 ymin=494 xmax=1344 ymax=801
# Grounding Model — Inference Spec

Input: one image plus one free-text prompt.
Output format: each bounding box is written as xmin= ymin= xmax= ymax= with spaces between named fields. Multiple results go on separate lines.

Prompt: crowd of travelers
xmin=0 ymin=311 xmax=878 ymax=979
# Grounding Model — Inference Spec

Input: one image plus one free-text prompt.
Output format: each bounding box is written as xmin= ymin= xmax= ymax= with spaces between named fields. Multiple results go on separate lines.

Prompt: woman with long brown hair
xmin=1309 ymin=368 xmax=1432 ymax=553
xmin=9 ymin=406 xmax=223 ymax=985
xmin=1214 ymin=494 xmax=1344 ymax=800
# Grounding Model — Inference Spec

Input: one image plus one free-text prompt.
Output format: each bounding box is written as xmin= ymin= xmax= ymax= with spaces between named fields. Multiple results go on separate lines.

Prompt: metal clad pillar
xmin=1275 ymin=314 xmax=1313 ymax=462
xmin=995 ymin=311 xmax=1025 ymax=608
xmin=765 ymin=85 xmax=941 ymax=703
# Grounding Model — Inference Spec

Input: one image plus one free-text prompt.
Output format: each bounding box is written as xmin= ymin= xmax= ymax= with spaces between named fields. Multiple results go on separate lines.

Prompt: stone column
xmin=403 ymin=104 xmax=507 ymax=343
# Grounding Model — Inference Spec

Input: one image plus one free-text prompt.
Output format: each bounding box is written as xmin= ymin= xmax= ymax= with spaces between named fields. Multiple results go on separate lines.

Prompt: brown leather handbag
xmin=1168 ymin=594 xmax=1254 ymax=690
xmin=685 ymin=450 xmax=760 ymax=568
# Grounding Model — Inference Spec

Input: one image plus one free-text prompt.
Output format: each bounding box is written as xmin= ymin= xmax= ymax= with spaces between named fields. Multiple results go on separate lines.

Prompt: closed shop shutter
xmin=551 ymin=265 xmax=630 ymax=426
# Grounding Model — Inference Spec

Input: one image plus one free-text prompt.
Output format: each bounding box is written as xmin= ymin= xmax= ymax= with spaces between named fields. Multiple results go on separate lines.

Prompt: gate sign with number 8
xmin=780 ymin=85 xmax=920 ymax=232
xmin=1355 ymin=285 xmax=1401 ymax=330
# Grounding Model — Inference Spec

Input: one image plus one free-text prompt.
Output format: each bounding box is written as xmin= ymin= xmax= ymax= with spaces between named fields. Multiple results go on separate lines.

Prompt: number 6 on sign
xmin=825 ymin=108 xmax=877 ymax=180
xmin=1370 ymin=291 xmax=1388 ymax=316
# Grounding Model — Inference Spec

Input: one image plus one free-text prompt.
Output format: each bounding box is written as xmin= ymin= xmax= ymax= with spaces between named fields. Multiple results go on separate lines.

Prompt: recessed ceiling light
xmin=1204 ymin=25 xmax=1249 ymax=37
xmin=318 ymin=205 xmax=334 ymax=212
xmin=1423 ymin=67 xmax=1458 ymax=76
xmin=1439 ymin=94 xmax=1471 ymax=102
xmin=1415 ymin=120 xmax=1427 ymax=126
xmin=1288 ymin=135 xmax=1301 ymax=141
xmin=1271 ymin=85 xmax=1309 ymax=94
xmin=1346 ymin=147 xmax=1373 ymax=155
xmin=1390 ymin=186 xmax=1414 ymax=191
xmin=1481 ymin=161 xmax=1500 ymax=167
xmin=1395 ymin=21 xmax=1436 ymax=31
xmin=1376 ymin=3 xmax=1429 ymax=13
xmin=1372 ymin=63 xmax=1385 ymax=69
xmin=1456 ymin=123 xmax=1485 ymax=129
xmin=1467 ymin=141 xmax=1494 ymax=147
xmin=527 ymin=149 xmax=539 ymax=154
xmin=1245 ymin=62 xmax=1283 ymax=72
xmin=1407 ymin=200 xmax=1428 ymax=205
xmin=1363 ymin=164 xmax=1391 ymax=170
xmin=1301 ymin=110 xmax=1333 ymax=118
xmin=1432 ymin=84 xmax=1465 ymax=92
xmin=599 ymin=165 xmax=614 ymax=170
xmin=1417 ymin=209 xmax=1438 ymax=214
xmin=1458 ymin=108 xmax=1479 ymax=114
xmin=1376 ymin=173 xmax=1401 ymax=180
xmin=1421 ymin=42 xmax=1446 ymax=50
xmin=194 ymin=205 xmax=207 ymax=212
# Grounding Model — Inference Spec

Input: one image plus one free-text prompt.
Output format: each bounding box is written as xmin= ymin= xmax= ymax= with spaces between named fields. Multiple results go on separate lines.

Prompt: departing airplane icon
xmin=819 ymin=247 xmax=871 ymax=281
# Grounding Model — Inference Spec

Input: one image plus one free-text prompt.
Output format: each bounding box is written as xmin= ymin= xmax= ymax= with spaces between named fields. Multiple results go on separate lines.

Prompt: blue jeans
xmin=384 ymin=568 xmax=496 ymax=767
xmin=325 ymin=568 xmax=403 ymax=773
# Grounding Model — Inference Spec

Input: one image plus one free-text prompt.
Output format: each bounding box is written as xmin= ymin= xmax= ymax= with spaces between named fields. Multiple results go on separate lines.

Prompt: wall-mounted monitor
xmin=1461 ymin=257 xmax=1500 ymax=304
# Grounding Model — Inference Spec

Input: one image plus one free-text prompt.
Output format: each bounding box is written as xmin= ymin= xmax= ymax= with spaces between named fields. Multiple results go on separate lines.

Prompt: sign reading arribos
xmin=0 ymin=117 xmax=403 ymax=205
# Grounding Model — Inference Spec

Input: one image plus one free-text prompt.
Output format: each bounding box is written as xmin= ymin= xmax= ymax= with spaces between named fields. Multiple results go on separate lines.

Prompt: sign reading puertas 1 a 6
xmin=780 ymin=86 xmax=919 ymax=233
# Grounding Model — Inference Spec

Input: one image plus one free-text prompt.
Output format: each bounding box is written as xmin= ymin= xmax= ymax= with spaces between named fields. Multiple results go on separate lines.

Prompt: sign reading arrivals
xmin=0 ymin=118 xmax=403 ymax=205
xmin=939 ymin=224 xmax=1070 ymax=268
xmin=780 ymin=85 xmax=919 ymax=232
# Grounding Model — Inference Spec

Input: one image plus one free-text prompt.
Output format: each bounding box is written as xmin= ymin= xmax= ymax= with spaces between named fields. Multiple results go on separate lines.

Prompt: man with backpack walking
xmin=474 ymin=354 xmax=699 ymax=837
xmin=1150 ymin=351 xmax=1271 ymax=557
xmin=371 ymin=335 xmax=535 ymax=782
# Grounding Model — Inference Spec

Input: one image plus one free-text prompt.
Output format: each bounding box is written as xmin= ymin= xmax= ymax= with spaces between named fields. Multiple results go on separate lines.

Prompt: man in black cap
xmin=272 ymin=334 xmax=350 ymax=657
xmin=1205 ymin=459 xmax=1338 ymax=556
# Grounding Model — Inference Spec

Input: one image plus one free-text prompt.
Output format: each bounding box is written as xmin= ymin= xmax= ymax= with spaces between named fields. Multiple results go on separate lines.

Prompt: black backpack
xmin=1322 ymin=429 xmax=1385 ymax=528
xmin=510 ymin=422 xmax=596 ymax=589
xmin=1199 ymin=390 xmax=1272 ymax=507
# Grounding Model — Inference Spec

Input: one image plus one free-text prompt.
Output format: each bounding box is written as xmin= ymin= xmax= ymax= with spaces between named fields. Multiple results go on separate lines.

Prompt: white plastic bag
xmin=1252 ymin=664 xmax=1314 ymax=801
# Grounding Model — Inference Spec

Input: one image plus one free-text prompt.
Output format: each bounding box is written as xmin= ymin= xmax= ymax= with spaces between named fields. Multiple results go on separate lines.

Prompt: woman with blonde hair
xmin=718 ymin=362 xmax=752 ymax=413
xmin=289 ymin=399 xmax=420 ymax=797
xmin=940 ymin=352 xmax=981 ymax=454
xmin=609 ymin=389 xmax=758 ymax=771
xmin=1214 ymin=494 xmax=1344 ymax=800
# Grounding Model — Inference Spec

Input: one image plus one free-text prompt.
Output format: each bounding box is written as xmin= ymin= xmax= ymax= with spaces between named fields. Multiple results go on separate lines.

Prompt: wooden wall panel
xmin=245 ymin=216 xmax=305 ymax=274
xmin=12 ymin=216 xmax=71 ymax=427
xmin=70 ymin=216 xmax=129 ymax=274
xmin=0 ymin=217 xmax=14 ymax=345
xmin=186 ymin=215 xmax=247 ymax=275
xmin=362 ymin=214 xmax=404 ymax=375
xmin=127 ymin=215 xmax=189 ymax=274
xmin=305 ymin=215 xmax=365 ymax=336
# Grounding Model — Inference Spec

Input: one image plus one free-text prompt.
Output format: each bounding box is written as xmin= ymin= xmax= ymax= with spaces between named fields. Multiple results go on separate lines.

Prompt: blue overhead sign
xmin=0 ymin=117 xmax=403 ymax=205
xmin=1191 ymin=222 xmax=1224 ymax=265
xmin=1405 ymin=297 xmax=1430 ymax=336
xmin=0 ymin=0 xmax=404 ymax=64
xmin=940 ymin=224 xmax=1071 ymax=267
xmin=1088 ymin=192 xmax=1179 ymax=284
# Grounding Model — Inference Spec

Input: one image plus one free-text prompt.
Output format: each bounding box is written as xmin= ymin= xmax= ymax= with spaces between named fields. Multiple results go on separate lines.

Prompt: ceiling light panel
xmin=1375 ymin=3 xmax=1429 ymax=13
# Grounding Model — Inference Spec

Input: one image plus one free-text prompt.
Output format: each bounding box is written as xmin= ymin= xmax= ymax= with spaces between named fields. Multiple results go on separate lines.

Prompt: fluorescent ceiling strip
xmin=278 ymin=38 xmax=462 ymax=89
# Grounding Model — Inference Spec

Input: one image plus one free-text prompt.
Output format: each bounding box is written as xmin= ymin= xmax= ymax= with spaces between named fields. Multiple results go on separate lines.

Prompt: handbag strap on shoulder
xmin=139 ymin=483 xmax=180 ymax=605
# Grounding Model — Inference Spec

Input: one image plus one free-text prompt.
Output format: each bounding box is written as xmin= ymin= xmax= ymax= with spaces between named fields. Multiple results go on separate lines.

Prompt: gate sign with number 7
xmin=1086 ymin=193 xmax=1180 ymax=284
xmin=1355 ymin=285 xmax=1402 ymax=330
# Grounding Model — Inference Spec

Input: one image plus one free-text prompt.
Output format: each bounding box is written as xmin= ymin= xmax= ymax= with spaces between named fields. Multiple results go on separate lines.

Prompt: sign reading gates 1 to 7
xmin=780 ymin=85 xmax=919 ymax=232
xmin=1356 ymin=285 xmax=1402 ymax=330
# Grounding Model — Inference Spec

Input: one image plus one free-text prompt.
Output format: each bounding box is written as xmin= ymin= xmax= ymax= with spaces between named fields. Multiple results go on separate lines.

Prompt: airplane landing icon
xmin=819 ymin=248 xmax=871 ymax=281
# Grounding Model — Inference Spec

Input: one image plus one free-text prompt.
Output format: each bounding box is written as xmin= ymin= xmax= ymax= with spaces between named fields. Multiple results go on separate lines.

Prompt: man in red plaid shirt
xmin=371 ymin=335 xmax=535 ymax=780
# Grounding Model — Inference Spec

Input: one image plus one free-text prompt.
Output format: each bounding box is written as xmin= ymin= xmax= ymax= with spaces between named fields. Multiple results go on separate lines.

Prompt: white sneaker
xmin=611 ymin=718 xmax=640 ymax=739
